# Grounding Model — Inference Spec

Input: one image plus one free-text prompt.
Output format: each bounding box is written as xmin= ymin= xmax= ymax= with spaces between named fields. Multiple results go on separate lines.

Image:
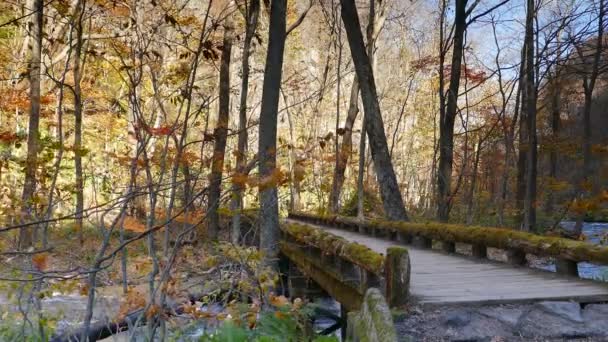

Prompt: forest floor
xmin=0 ymin=224 xmax=270 ymax=339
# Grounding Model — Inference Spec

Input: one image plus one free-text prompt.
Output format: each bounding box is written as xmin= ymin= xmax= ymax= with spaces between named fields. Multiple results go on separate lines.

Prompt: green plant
xmin=199 ymin=304 xmax=339 ymax=342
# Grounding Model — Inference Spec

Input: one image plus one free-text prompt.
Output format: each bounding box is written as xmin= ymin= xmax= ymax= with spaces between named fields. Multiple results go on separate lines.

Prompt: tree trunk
xmin=329 ymin=17 xmax=344 ymax=214
xmin=522 ymin=0 xmax=537 ymax=231
xmin=545 ymin=70 xmax=561 ymax=214
xmin=258 ymin=0 xmax=287 ymax=267
xmin=231 ymin=0 xmax=260 ymax=244
xmin=436 ymin=0 xmax=467 ymax=222
xmin=466 ymin=138 xmax=482 ymax=225
xmin=574 ymin=0 xmax=605 ymax=235
xmin=330 ymin=77 xmax=359 ymax=213
xmin=207 ymin=15 xmax=234 ymax=239
xmin=19 ymin=0 xmax=43 ymax=249
xmin=516 ymin=42 xmax=528 ymax=220
xmin=74 ymin=0 xmax=85 ymax=245
xmin=340 ymin=0 xmax=408 ymax=221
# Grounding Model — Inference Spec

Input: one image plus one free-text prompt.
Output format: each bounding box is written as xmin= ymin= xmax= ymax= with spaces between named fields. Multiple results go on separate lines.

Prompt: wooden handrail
xmin=288 ymin=212 xmax=608 ymax=277
xmin=280 ymin=221 xmax=410 ymax=307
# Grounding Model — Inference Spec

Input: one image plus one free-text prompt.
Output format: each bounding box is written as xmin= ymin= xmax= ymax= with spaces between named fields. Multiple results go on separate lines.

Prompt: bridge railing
xmin=279 ymin=221 xmax=410 ymax=309
xmin=288 ymin=212 xmax=608 ymax=278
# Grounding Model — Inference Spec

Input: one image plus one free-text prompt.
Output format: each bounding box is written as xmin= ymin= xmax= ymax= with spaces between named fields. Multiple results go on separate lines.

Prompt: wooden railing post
xmin=556 ymin=259 xmax=579 ymax=277
xmin=507 ymin=249 xmax=526 ymax=266
xmin=413 ymin=235 xmax=432 ymax=249
xmin=384 ymin=247 xmax=410 ymax=307
xmin=471 ymin=244 xmax=487 ymax=259
xmin=441 ymin=241 xmax=456 ymax=253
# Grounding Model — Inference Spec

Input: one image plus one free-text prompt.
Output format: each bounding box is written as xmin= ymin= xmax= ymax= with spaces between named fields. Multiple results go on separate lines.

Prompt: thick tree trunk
xmin=258 ymin=0 xmax=287 ymax=267
xmin=74 ymin=0 xmax=85 ymax=244
xmin=19 ymin=0 xmax=43 ymax=249
xmin=574 ymin=0 xmax=604 ymax=235
xmin=516 ymin=42 xmax=528 ymax=220
xmin=329 ymin=77 xmax=359 ymax=214
xmin=231 ymin=0 xmax=260 ymax=244
xmin=340 ymin=0 xmax=408 ymax=221
xmin=466 ymin=138 xmax=482 ymax=225
xmin=545 ymin=73 xmax=560 ymax=214
xmin=522 ymin=0 xmax=537 ymax=231
xmin=329 ymin=20 xmax=344 ymax=215
xmin=207 ymin=15 xmax=234 ymax=239
xmin=436 ymin=0 xmax=467 ymax=222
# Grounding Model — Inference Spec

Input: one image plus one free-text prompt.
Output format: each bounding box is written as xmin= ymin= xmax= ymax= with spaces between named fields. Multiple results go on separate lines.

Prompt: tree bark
xmin=258 ymin=0 xmax=287 ymax=267
xmin=516 ymin=41 xmax=528 ymax=220
xmin=545 ymin=68 xmax=561 ymax=214
xmin=74 ymin=0 xmax=86 ymax=245
xmin=329 ymin=77 xmax=359 ymax=214
xmin=436 ymin=0 xmax=467 ymax=222
xmin=329 ymin=14 xmax=343 ymax=214
xmin=207 ymin=14 xmax=234 ymax=239
xmin=522 ymin=0 xmax=537 ymax=231
xmin=19 ymin=0 xmax=43 ymax=249
xmin=574 ymin=0 xmax=605 ymax=235
xmin=231 ymin=0 xmax=260 ymax=244
xmin=340 ymin=0 xmax=408 ymax=221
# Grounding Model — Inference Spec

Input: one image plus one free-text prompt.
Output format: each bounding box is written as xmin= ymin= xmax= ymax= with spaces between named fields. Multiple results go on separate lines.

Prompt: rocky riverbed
xmin=395 ymin=301 xmax=608 ymax=341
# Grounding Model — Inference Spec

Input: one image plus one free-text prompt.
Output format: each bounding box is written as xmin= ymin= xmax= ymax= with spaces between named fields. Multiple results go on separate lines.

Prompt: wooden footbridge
xmin=278 ymin=212 xmax=608 ymax=310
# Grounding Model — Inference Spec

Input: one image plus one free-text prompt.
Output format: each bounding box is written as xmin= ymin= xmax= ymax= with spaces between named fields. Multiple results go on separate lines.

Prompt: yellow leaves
xmin=117 ymin=287 xmax=146 ymax=320
xmin=591 ymin=144 xmax=608 ymax=155
xmin=146 ymin=304 xmax=161 ymax=319
xmin=294 ymin=164 xmax=306 ymax=183
xmin=79 ymin=283 xmax=89 ymax=296
xmin=258 ymin=167 xmax=287 ymax=191
xmin=156 ymin=208 xmax=205 ymax=225
xmin=231 ymin=172 xmax=250 ymax=187
xmin=570 ymin=198 xmax=599 ymax=215
xmin=546 ymin=178 xmax=571 ymax=192
xmin=580 ymin=180 xmax=594 ymax=192
xmin=269 ymin=294 xmax=289 ymax=308
xmin=32 ymin=253 xmax=48 ymax=271
xmin=598 ymin=190 xmax=608 ymax=203
xmin=122 ymin=216 xmax=146 ymax=233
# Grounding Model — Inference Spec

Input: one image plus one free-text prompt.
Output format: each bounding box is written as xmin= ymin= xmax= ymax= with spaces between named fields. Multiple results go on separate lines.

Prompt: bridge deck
xmin=284 ymin=219 xmax=608 ymax=307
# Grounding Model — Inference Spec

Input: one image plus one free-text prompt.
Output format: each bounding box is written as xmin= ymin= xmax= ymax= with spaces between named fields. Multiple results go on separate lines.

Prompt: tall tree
xmin=208 ymin=13 xmax=235 ymax=239
xmin=19 ymin=0 xmax=44 ymax=249
xmin=436 ymin=0 xmax=467 ymax=222
xmin=340 ymin=0 xmax=408 ymax=221
xmin=522 ymin=0 xmax=537 ymax=231
xmin=329 ymin=0 xmax=386 ymax=215
xmin=73 ymin=0 xmax=86 ymax=244
xmin=231 ymin=0 xmax=260 ymax=244
xmin=573 ymin=0 xmax=605 ymax=234
xmin=258 ymin=0 xmax=287 ymax=266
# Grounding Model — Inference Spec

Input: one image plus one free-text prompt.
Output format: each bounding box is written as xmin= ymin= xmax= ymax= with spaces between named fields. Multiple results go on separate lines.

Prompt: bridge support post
xmin=556 ymin=259 xmax=579 ymax=277
xmin=471 ymin=244 xmax=487 ymax=259
xmin=396 ymin=232 xmax=412 ymax=244
xmin=441 ymin=241 xmax=456 ymax=253
xmin=507 ymin=249 xmax=526 ymax=265
xmin=384 ymin=247 xmax=410 ymax=307
xmin=413 ymin=236 xmax=432 ymax=249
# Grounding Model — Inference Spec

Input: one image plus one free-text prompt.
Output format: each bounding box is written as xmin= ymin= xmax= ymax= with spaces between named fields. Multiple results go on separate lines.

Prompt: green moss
xmin=280 ymin=222 xmax=385 ymax=274
xmin=291 ymin=212 xmax=608 ymax=264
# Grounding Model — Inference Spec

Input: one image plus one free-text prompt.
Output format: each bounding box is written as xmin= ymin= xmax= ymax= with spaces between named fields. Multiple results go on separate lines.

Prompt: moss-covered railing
xmin=288 ymin=212 xmax=608 ymax=278
xmin=279 ymin=222 xmax=410 ymax=309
